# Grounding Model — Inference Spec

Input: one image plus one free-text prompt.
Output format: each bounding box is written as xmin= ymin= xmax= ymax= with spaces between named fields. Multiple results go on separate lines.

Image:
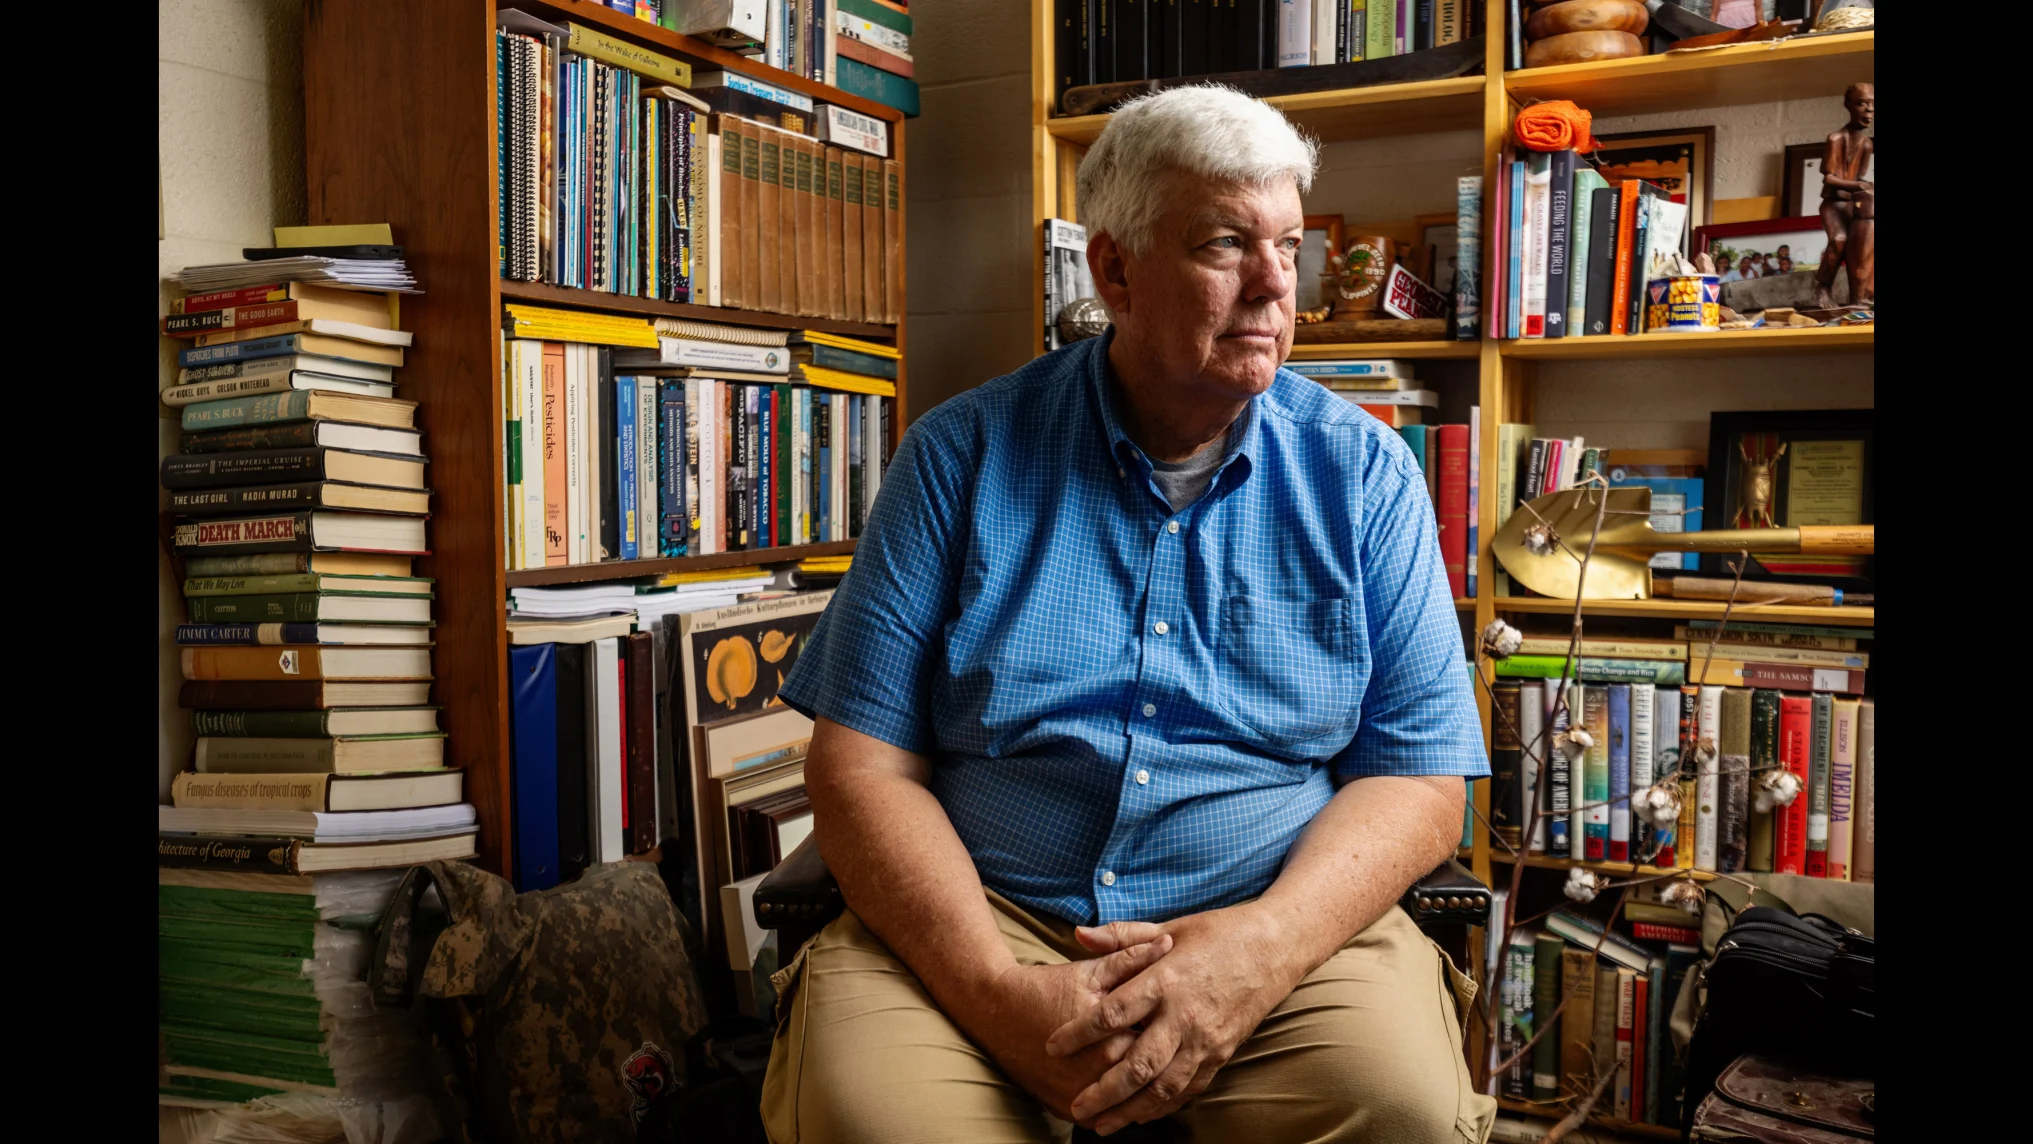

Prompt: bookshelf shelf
xmin=1045 ymin=75 xmax=1487 ymax=147
xmin=506 ymin=540 xmax=857 ymax=587
xmin=1492 ymin=597 xmax=1875 ymax=628
xmin=1288 ymin=339 xmax=1481 ymax=361
xmin=499 ymin=281 xmax=898 ymax=340
xmin=1456 ymin=598 xmax=1476 ymax=611
xmin=1494 ymin=1097 xmax=1682 ymax=1141
xmin=1490 ymin=852 xmax=1720 ymax=884
xmin=511 ymin=0 xmax=905 ymax=124
xmin=1499 ymin=325 xmax=1873 ymax=360
xmin=1504 ymin=30 xmax=1874 ymax=119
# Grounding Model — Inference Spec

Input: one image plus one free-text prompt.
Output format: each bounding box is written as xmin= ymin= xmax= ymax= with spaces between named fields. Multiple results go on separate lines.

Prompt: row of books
xmin=495 ymin=14 xmax=904 ymax=321
xmin=1287 ymin=359 xmax=1481 ymax=599
xmin=1053 ymin=0 xmax=1484 ymax=97
xmin=499 ymin=315 xmax=894 ymax=570
xmin=1488 ymin=664 xmax=1876 ymax=881
xmin=1494 ymin=903 xmax=1702 ymax=1127
xmin=620 ymin=0 xmax=920 ymax=113
xmin=1488 ymin=149 xmax=1687 ymax=340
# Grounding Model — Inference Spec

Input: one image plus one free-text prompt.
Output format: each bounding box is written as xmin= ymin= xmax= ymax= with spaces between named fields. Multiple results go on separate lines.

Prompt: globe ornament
xmin=1056 ymin=297 xmax=1112 ymax=344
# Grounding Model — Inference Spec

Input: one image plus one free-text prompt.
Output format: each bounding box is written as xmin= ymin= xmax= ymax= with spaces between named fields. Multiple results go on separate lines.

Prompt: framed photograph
xmin=1782 ymin=140 xmax=1875 ymax=218
xmin=1693 ymin=217 xmax=1826 ymax=283
xmin=1591 ymin=127 xmax=1715 ymax=228
xmin=1297 ymin=214 xmax=1343 ymax=312
xmin=1415 ymin=211 xmax=1459 ymax=295
xmin=1704 ymin=409 xmax=1873 ymax=585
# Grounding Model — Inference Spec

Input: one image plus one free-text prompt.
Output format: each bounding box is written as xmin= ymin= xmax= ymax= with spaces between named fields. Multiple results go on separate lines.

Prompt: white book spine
xmin=865 ymin=393 xmax=883 ymax=510
xmin=638 ymin=374 xmax=658 ymax=558
xmin=1518 ymin=680 xmax=1546 ymax=852
xmin=1522 ymin=158 xmax=1551 ymax=337
xmin=1695 ymin=684 xmax=1724 ymax=872
xmin=518 ymin=340 xmax=547 ymax=571
xmin=654 ymin=337 xmax=788 ymax=371
xmin=504 ymin=331 xmax=519 ymax=570
xmin=1566 ymin=683 xmax=1587 ymax=860
xmin=764 ymin=0 xmax=785 ymax=69
xmin=703 ymin=134 xmax=723 ymax=307
xmin=1311 ymin=0 xmax=1338 ymax=63
xmin=564 ymin=343 xmax=586 ymax=564
xmin=1278 ymin=0 xmax=1312 ymax=66
xmin=831 ymin=394 xmax=848 ymax=540
xmin=1654 ymin=686 xmax=1681 ymax=858
xmin=699 ymin=379 xmax=720 ymax=556
xmin=795 ymin=386 xmax=811 ymax=544
xmin=1614 ymin=972 xmax=1635 ymax=1120
xmin=591 ymin=636 xmax=625 ymax=863
xmin=1629 ymin=679 xmax=1654 ymax=859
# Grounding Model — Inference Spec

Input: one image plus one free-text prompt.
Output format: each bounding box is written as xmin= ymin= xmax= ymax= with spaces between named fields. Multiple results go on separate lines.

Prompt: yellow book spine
xmin=566 ymin=23 xmax=691 ymax=87
xmin=797 ymin=364 xmax=896 ymax=397
xmin=801 ymin=329 xmax=901 ymax=359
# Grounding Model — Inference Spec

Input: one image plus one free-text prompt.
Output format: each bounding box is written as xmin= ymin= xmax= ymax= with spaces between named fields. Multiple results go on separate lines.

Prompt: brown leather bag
xmin=1691 ymin=1054 xmax=1874 ymax=1142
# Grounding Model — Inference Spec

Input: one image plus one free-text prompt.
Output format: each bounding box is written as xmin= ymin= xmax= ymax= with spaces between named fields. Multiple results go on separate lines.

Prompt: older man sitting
xmin=761 ymin=86 xmax=1496 ymax=1144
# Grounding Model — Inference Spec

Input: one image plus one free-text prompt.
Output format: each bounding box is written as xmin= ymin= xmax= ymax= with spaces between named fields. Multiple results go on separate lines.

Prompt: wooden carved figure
xmin=1736 ymin=438 xmax=1788 ymax=529
xmin=1813 ymin=83 xmax=1874 ymax=308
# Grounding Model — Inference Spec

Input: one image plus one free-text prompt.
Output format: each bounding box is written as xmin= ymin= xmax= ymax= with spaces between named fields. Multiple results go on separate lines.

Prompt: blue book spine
xmin=178 ymin=334 xmax=304 ymax=368
xmin=175 ymin=623 xmax=323 ymax=645
xmin=617 ymin=377 xmax=639 ymax=561
xmin=1547 ymin=687 xmax=1571 ymax=856
xmin=509 ymin=643 xmax=562 ymax=892
xmin=1644 ymin=959 xmax=1667 ymax=1124
xmin=658 ymin=380 xmax=687 ymax=556
xmin=1397 ymin=425 xmax=1428 ymax=475
xmin=1609 ymin=683 xmax=1632 ymax=862
xmin=847 ymin=394 xmax=863 ymax=538
xmin=1507 ymin=159 xmax=1525 ymax=340
xmin=757 ymin=388 xmax=774 ymax=549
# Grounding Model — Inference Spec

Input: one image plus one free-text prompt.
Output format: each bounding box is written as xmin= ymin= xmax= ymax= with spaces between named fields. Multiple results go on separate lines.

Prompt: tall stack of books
xmin=1288 ymin=358 xmax=1479 ymax=599
xmin=495 ymin=10 xmax=903 ymax=312
xmin=159 ymin=245 xmax=469 ymax=1128
xmin=503 ymin=311 xmax=895 ymax=570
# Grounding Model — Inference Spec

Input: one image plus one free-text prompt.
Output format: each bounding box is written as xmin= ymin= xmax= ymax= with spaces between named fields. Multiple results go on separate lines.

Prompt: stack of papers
xmin=510 ymin=574 xmax=774 ymax=629
xmin=177 ymin=256 xmax=420 ymax=293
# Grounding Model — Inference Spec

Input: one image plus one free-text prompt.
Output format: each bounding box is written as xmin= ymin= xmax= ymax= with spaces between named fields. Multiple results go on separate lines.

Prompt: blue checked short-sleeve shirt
xmin=779 ymin=332 xmax=1487 ymax=926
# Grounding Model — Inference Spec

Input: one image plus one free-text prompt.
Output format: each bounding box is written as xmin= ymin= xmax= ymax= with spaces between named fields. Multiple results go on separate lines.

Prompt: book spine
xmin=1436 ymin=423 xmax=1468 ymax=598
xmin=1546 ymin=681 xmax=1572 ymax=857
xmin=1520 ymin=153 xmax=1550 ymax=338
xmin=191 ymin=709 xmax=335 ymax=737
xmin=1673 ymin=685 xmax=1697 ymax=869
xmin=1491 ymin=680 xmax=1523 ymax=849
xmin=1630 ymin=923 xmax=1700 ymax=943
xmin=1623 ymin=185 xmax=1656 ymax=337
xmin=1650 ymin=686 xmax=1679 ymax=867
xmin=1506 ymin=158 xmax=1523 ymax=339
xmin=161 ymin=450 xmax=328 ymax=489
xmin=1774 ymin=696 xmax=1813 ymax=874
xmin=1852 ymin=700 xmax=1874 ymax=883
xmin=1746 ymin=689 xmax=1781 ymax=871
xmin=186 ymin=593 xmax=331 ymax=623
xmin=1518 ymin=680 xmax=1546 ymax=852
xmin=659 ymin=381 xmax=688 ymax=556
xmin=164 ymin=301 xmax=303 ymax=336
xmin=1500 ymin=937 xmax=1530 ymax=1099
xmin=157 ymin=834 xmax=303 ymax=874
xmin=1614 ymin=970 xmax=1635 ymax=1120
xmin=1543 ymin=150 xmax=1574 ymax=338
xmin=183 ymin=553 xmax=314 ymax=577
xmin=172 ymin=513 xmax=314 ymax=555
xmin=1608 ymin=181 xmax=1639 ymax=336
xmin=174 ymin=284 xmax=289 ymax=315
xmin=1466 ymin=405 xmax=1478 ymax=599
xmin=180 ymin=390 xmax=313 ymax=432
xmin=1629 ymin=676 xmax=1653 ymax=861
xmin=729 ymin=384 xmax=750 ymax=549
xmin=1530 ymin=933 xmax=1562 ymax=1101
xmin=175 ymin=623 xmax=324 ymax=646
xmin=180 ymin=422 xmax=321 ymax=455
xmin=1607 ymin=683 xmax=1630 ymax=861
xmin=1718 ymin=687 xmax=1752 ymax=874
xmin=1582 ymin=186 xmax=1619 ymax=335
xmin=1581 ymin=684 xmax=1608 ymax=860
xmin=1566 ymin=174 xmax=1594 ymax=333
xmin=617 ymin=377 xmax=639 ymax=561
xmin=1453 ymin=175 xmax=1482 ymax=340
xmin=1807 ymin=693 xmax=1833 ymax=877
xmin=165 ymin=483 xmax=340 ymax=517
xmin=1559 ymin=948 xmax=1595 ymax=1103
xmin=1644 ymin=960 xmax=1667 ymax=1125
xmin=1364 ymin=0 xmax=1392 ymax=59
xmin=757 ymin=387 xmax=775 ymax=547
xmin=1737 ymin=663 xmax=1866 ymax=695
xmin=177 ymin=334 xmax=305 ymax=367
xmin=1693 ymin=685 xmax=1722 ymax=873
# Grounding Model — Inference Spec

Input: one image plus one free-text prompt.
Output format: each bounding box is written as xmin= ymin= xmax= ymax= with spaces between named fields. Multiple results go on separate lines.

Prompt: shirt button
xmin=1117 ymin=467 xmax=1126 ymax=480
xmin=1101 ymin=870 xmax=1117 ymax=886
xmin=1167 ymin=520 xmax=1180 ymax=534
xmin=1153 ymin=621 xmax=1170 ymax=635
xmin=1135 ymin=769 xmax=1150 ymax=785
xmin=1141 ymin=702 xmax=1156 ymax=718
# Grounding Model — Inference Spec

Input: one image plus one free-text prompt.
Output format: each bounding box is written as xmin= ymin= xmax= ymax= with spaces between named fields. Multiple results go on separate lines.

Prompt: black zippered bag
xmin=1681 ymin=906 xmax=1875 ymax=1138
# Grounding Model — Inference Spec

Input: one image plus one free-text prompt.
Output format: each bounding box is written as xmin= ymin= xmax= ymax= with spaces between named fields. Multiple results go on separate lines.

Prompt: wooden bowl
xmin=1525 ymin=0 xmax=1649 ymax=40
xmin=1523 ymin=30 xmax=1647 ymax=67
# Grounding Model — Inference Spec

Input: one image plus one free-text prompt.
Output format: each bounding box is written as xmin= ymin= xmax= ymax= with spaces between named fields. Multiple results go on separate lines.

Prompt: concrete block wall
xmin=158 ymin=0 xmax=307 ymax=798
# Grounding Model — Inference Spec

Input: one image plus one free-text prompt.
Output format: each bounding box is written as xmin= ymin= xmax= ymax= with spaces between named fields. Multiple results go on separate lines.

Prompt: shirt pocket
xmin=1216 ymin=595 xmax=1358 ymax=748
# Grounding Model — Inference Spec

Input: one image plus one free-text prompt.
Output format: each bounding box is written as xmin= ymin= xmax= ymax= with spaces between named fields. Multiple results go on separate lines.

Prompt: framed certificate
xmin=1705 ymin=409 xmax=1873 ymax=585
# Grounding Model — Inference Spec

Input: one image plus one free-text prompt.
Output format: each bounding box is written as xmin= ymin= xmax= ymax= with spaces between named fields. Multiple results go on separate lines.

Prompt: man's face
xmin=1777 ymin=245 xmax=1790 ymax=257
xmin=1740 ymin=257 xmax=1753 ymax=272
xmin=1107 ymin=171 xmax=1302 ymax=400
xmin=1779 ymin=257 xmax=1793 ymax=272
xmin=1847 ymin=87 xmax=1874 ymax=128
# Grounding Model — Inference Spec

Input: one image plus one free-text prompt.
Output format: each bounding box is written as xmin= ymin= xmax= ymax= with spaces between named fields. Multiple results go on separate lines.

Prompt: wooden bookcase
xmin=1030 ymin=4 xmax=1872 ymax=1136
xmin=302 ymin=0 xmax=909 ymax=878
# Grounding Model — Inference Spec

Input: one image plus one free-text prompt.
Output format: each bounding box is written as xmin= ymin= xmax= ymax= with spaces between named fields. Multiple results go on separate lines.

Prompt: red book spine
xmin=1608 ymin=180 xmax=1640 ymax=336
xmin=1436 ymin=424 xmax=1469 ymax=599
xmin=1630 ymin=922 xmax=1699 ymax=943
xmin=163 ymin=301 xmax=301 ymax=337
xmin=175 ymin=284 xmax=289 ymax=314
xmin=1740 ymin=664 xmax=1866 ymax=696
xmin=1774 ymin=696 xmax=1813 ymax=874
xmin=833 ymin=33 xmax=914 ymax=78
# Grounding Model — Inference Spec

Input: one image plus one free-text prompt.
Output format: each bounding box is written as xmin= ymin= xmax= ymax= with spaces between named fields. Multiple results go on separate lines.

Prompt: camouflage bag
xmin=370 ymin=860 xmax=708 ymax=1144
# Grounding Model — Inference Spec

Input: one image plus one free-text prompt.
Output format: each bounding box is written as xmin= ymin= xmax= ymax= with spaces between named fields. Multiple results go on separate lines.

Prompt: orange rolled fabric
xmin=1514 ymin=100 xmax=1600 ymax=153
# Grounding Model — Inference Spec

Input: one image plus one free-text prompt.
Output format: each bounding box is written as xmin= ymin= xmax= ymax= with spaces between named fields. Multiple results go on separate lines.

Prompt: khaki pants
xmin=761 ymin=890 xmax=1497 ymax=1144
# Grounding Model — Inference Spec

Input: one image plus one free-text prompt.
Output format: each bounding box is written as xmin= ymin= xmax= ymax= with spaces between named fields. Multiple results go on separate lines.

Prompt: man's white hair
xmin=1076 ymin=85 xmax=1319 ymax=259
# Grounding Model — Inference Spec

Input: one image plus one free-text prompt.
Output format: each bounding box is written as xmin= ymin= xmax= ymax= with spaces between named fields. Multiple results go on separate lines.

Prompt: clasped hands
xmin=963 ymin=905 xmax=1301 ymax=1137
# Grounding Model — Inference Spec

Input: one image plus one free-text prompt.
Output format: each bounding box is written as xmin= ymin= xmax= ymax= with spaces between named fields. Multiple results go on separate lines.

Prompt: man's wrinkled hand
xmin=1045 ymin=909 xmax=1300 ymax=1136
xmin=951 ymin=934 xmax=1175 ymax=1123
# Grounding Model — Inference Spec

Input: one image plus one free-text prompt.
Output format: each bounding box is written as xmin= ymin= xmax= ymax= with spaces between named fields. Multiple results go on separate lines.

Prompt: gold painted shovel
xmin=1492 ymin=487 xmax=1874 ymax=601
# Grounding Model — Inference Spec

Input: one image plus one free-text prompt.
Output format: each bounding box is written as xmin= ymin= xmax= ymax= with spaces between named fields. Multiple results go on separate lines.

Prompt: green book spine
xmin=838 ymin=0 xmax=913 ymax=35
xmin=1643 ymin=960 xmax=1667 ymax=1124
xmin=776 ymin=383 xmax=794 ymax=547
xmin=834 ymin=58 xmax=919 ymax=117
xmin=190 ymin=710 xmax=334 ymax=737
xmin=1531 ymin=933 xmax=1564 ymax=1100
xmin=180 ymin=389 xmax=313 ymax=431
xmin=1365 ymin=0 xmax=1395 ymax=59
xmin=1746 ymin=689 xmax=1782 ymax=871
xmin=186 ymin=574 xmax=325 ymax=597
xmin=1568 ymin=170 xmax=1607 ymax=332
xmin=1807 ymin=693 xmax=1833 ymax=875
xmin=1494 ymin=656 xmax=1686 ymax=685
xmin=1582 ymin=685 xmax=1610 ymax=860
xmin=187 ymin=593 xmax=324 ymax=623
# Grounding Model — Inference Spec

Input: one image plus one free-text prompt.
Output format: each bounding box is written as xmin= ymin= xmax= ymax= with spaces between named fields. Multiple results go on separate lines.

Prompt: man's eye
xmin=1278 ymin=238 xmax=1301 ymax=253
xmin=1209 ymin=236 xmax=1241 ymax=249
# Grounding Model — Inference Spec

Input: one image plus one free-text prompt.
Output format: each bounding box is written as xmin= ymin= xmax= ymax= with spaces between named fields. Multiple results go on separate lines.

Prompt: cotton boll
xmin=1660 ymin=879 xmax=1706 ymax=916
xmin=1694 ymin=736 xmax=1718 ymax=766
xmin=1561 ymin=725 xmax=1595 ymax=760
xmin=1564 ymin=866 xmax=1605 ymax=903
xmin=1637 ymin=781 xmax=1683 ymax=828
xmin=1480 ymin=619 xmax=1524 ymax=661
xmin=1753 ymin=768 xmax=1803 ymax=813
xmin=1522 ymin=522 xmax=1559 ymax=556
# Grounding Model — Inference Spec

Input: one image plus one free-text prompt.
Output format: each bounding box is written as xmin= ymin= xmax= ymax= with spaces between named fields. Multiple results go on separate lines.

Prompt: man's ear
xmin=1088 ymin=231 xmax=1131 ymax=317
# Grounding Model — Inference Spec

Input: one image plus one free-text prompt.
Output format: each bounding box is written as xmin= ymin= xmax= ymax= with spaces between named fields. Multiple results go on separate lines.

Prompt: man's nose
xmin=1244 ymin=242 xmax=1292 ymax=304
